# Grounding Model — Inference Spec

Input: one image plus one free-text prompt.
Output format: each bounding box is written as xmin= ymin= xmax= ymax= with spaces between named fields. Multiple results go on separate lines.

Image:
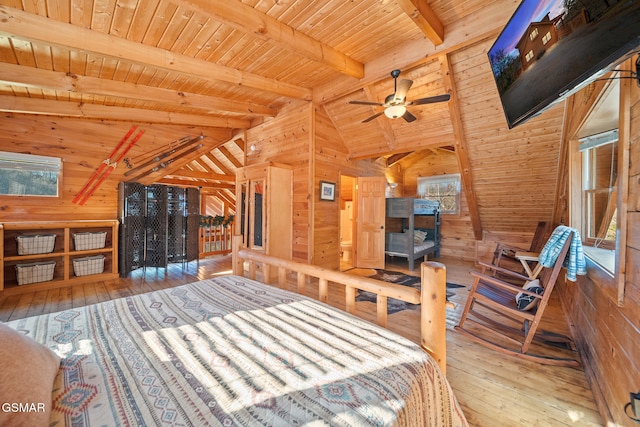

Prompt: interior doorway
xmin=339 ymin=175 xmax=355 ymax=271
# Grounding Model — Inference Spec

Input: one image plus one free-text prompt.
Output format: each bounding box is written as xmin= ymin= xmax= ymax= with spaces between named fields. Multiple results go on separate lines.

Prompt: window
xmin=542 ymin=31 xmax=552 ymax=45
xmin=0 ymin=151 xmax=62 ymax=197
xmin=525 ymin=50 xmax=534 ymax=62
xmin=579 ymin=130 xmax=618 ymax=249
xmin=417 ymin=174 xmax=460 ymax=214
xmin=529 ymin=28 xmax=538 ymax=41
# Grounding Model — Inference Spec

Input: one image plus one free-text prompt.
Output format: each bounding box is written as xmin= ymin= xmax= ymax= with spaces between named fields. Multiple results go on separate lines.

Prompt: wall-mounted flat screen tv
xmin=488 ymin=0 xmax=640 ymax=128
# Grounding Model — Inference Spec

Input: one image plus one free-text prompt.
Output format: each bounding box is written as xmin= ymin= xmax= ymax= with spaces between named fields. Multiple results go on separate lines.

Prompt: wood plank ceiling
xmin=0 ymin=0 xmax=558 ymax=235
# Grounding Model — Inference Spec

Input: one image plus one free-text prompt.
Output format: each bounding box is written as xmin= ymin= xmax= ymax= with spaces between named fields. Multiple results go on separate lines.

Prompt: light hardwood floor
xmin=0 ymin=254 xmax=603 ymax=426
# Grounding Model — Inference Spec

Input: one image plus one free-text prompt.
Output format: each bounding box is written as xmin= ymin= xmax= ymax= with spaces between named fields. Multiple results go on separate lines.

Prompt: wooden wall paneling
xmin=452 ymin=40 xmax=564 ymax=234
xmin=557 ymin=74 xmax=640 ymax=427
xmin=314 ymin=107 xmax=354 ymax=269
xmin=245 ymin=102 xmax=312 ymax=263
xmin=312 ymin=106 xmax=386 ymax=269
xmin=615 ymin=61 xmax=633 ymax=305
xmin=562 ymin=271 xmax=640 ymax=425
xmin=625 ymin=244 xmax=640 ymax=317
xmin=0 ymin=114 xmax=230 ymax=221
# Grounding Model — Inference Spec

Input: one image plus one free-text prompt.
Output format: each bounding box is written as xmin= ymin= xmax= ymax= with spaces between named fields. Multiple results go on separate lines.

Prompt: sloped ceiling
xmin=0 ymin=0 xmax=573 ymax=235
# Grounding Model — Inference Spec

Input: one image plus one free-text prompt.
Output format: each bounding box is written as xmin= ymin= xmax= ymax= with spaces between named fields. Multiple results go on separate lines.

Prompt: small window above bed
xmin=417 ymin=174 xmax=460 ymax=214
xmin=0 ymin=151 xmax=62 ymax=197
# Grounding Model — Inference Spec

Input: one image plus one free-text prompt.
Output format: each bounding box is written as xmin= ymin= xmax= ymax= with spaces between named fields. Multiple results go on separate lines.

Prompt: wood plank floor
xmin=0 ymin=254 xmax=603 ymax=426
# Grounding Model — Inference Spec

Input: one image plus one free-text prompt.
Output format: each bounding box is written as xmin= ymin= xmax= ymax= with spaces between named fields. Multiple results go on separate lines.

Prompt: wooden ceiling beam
xmin=213 ymin=189 xmax=237 ymax=208
xmin=177 ymin=0 xmax=364 ymax=79
xmin=169 ymin=169 xmax=235 ymax=182
xmin=386 ymin=152 xmax=412 ymax=166
xmin=217 ymin=146 xmax=243 ymax=169
xmin=0 ymin=95 xmax=251 ymax=128
xmin=313 ymin=0 xmax=516 ymax=104
xmin=0 ymin=63 xmax=277 ymax=117
xmin=234 ymin=136 xmax=246 ymax=152
xmin=136 ymin=144 xmax=217 ymax=186
xmin=206 ymin=153 xmax=235 ymax=176
xmin=395 ymin=0 xmax=444 ymax=46
xmin=439 ymin=53 xmax=482 ymax=240
xmin=157 ymin=178 xmax=235 ymax=190
xmin=0 ymin=6 xmax=311 ymax=100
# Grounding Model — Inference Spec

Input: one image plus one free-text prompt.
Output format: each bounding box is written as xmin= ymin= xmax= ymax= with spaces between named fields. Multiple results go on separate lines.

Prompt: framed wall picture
xmin=319 ymin=181 xmax=336 ymax=201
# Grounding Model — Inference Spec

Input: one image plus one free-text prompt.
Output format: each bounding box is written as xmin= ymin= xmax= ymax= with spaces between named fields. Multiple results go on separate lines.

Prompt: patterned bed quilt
xmin=6 ymin=275 xmax=468 ymax=426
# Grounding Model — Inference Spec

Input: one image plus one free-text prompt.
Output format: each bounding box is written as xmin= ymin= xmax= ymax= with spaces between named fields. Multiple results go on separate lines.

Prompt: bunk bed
xmin=385 ymin=198 xmax=441 ymax=270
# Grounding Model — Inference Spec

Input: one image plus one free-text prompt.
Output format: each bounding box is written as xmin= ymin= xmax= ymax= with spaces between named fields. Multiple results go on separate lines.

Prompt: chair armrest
xmin=515 ymin=251 xmax=540 ymax=261
xmin=470 ymin=271 xmax=528 ymax=294
xmin=494 ymin=242 xmax=527 ymax=256
xmin=476 ymin=261 xmax=531 ymax=281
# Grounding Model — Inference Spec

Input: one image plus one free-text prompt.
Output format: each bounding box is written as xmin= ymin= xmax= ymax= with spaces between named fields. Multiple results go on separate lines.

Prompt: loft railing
xmin=199 ymin=218 xmax=234 ymax=257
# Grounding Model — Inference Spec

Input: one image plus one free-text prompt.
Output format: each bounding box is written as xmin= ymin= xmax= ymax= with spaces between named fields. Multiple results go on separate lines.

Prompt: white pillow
xmin=515 ymin=279 xmax=543 ymax=311
xmin=413 ymin=230 xmax=427 ymax=243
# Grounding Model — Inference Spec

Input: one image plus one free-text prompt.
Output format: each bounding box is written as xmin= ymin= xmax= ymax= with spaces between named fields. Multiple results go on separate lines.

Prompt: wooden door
xmin=355 ymin=176 xmax=386 ymax=269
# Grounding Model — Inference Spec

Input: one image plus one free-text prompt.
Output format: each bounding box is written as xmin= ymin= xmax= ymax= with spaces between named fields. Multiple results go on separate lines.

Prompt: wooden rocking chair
xmin=456 ymin=232 xmax=580 ymax=367
xmin=490 ymin=221 xmax=549 ymax=274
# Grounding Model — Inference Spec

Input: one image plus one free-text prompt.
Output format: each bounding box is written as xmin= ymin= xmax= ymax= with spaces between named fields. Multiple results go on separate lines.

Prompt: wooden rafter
xmin=177 ymin=0 xmax=364 ymax=79
xmin=213 ymin=190 xmax=237 ymax=208
xmin=206 ymin=153 xmax=235 ymax=176
xmin=217 ymin=146 xmax=243 ymax=169
xmin=0 ymin=6 xmax=311 ymax=101
xmin=395 ymin=0 xmax=444 ymax=46
xmin=158 ymin=178 xmax=235 ymax=190
xmin=0 ymin=63 xmax=277 ymax=118
xmin=386 ymin=152 xmax=412 ymax=167
xmin=313 ymin=0 xmax=515 ymax=105
xmin=136 ymin=143 xmax=218 ymax=186
xmin=439 ymin=53 xmax=482 ymax=240
xmin=234 ymin=137 xmax=246 ymax=152
xmin=0 ymin=96 xmax=251 ymax=128
xmin=168 ymin=169 xmax=235 ymax=182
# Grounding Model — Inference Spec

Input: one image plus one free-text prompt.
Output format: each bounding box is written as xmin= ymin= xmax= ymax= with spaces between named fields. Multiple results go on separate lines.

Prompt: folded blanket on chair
xmin=539 ymin=225 xmax=586 ymax=281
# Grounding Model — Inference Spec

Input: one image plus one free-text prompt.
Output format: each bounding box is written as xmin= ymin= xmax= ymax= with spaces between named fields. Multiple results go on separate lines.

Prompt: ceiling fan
xmin=349 ymin=69 xmax=451 ymax=123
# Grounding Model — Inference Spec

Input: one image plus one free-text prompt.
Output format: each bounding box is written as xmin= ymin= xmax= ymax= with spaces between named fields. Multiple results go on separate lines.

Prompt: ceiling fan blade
xmin=362 ymin=111 xmax=385 ymax=123
xmin=402 ymin=110 xmax=417 ymax=123
xmin=408 ymin=93 xmax=451 ymax=105
xmin=394 ymin=79 xmax=413 ymax=102
xmin=349 ymin=100 xmax=385 ymax=106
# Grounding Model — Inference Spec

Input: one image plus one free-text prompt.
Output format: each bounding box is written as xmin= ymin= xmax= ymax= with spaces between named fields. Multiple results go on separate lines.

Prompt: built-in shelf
xmin=0 ymin=220 xmax=119 ymax=295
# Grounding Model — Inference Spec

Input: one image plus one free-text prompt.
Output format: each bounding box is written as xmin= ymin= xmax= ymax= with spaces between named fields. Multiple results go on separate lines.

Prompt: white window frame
xmin=525 ymin=50 xmax=534 ymax=62
xmin=579 ymin=130 xmax=618 ymax=250
xmin=417 ymin=173 xmax=460 ymax=214
xmin=0 ymin=151 xmax=62 ymax=197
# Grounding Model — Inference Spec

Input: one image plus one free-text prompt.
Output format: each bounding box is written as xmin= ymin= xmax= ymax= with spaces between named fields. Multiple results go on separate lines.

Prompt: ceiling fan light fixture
xmin=384 ymin=105 xmax=406 ymax=119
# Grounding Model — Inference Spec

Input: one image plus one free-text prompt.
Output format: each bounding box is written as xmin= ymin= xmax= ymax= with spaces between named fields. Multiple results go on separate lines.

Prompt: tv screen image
xmin=488 ymin=0 xmax=640 ymax=128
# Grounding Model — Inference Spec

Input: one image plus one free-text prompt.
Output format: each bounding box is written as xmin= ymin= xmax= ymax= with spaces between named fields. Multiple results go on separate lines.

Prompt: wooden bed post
xmin=421 ymin=261 xmax=447 ymax=375
xmin=232 ymin=235 xmax=243 ymax=275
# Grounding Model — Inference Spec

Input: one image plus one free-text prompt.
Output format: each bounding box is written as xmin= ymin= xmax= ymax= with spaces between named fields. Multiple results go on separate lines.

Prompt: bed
xmin=0 ymin=250 xmax=467 ymax=427
xmin=385 ymin=198 xmax=441 ymax=270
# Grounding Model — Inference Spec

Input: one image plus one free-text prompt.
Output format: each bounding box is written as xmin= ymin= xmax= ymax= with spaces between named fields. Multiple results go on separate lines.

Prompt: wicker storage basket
xmin=72 ymin=255 xmax=105 ymax=276
xmin=15 ymin=261 xmax=56 ymax=285
xmin=16 ymin=234 xmax=56 ymax=255
xmin=73 ymin=232 xmax=107 ymax=251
